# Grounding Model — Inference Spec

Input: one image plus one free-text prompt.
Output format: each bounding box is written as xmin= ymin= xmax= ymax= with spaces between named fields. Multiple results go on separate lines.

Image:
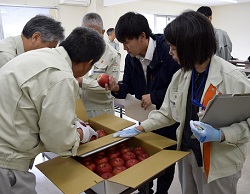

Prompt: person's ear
xmin=140 ymin=32 xmax=147 ymax=41
xmin=72 ymin=59 xmax=94 ymax=78
xmin=31 ymin=32 xmax=41 ymax=43
xmin=82 ymin=59 xmax=94 ymax=75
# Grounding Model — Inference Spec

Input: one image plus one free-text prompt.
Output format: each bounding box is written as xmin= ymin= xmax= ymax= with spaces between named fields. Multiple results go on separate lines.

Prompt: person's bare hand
xmin=105 ymin=76 xmax=119 ymax=92
xmin=141 ymin=94 xmax=152 ymax=110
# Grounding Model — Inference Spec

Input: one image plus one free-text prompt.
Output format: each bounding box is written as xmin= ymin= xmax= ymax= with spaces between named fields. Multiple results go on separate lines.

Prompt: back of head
xmin=197 ymin=6 xmax=212 ymax=18
xmin=164 ymin=10 xmax=216 ymax=71
xmin=22 ymin=15 xmax=65 ymax=42
xmin=115 ymin=12 xmax=152 ymax=43
xmin=59 ymin=27 xmax=105 ymax=65
xmin=81 ymin=12 xmax=103 ymax=34
xmin=107 ymin=28 xmax=115 ymax=36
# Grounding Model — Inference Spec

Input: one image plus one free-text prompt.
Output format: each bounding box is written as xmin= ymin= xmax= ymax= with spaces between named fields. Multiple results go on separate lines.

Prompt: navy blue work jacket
xmin=112 ymin=34 xmax=180 ymax=140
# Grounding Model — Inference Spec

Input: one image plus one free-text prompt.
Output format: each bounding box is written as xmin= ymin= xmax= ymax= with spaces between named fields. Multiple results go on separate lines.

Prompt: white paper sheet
xmin=124 ymin=94 xmax=156 ymax=122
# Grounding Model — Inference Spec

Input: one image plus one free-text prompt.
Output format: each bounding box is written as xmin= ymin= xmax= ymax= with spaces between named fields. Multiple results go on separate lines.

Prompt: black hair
xmin=197 ymin=6 xmax=212 ymax=17
xmin=59 ymin=27 xmax=105 ymax=65
xmin=115 ymin=12 xmax=152 ymax=43
xmin=164 ymin=10 xmax=216 ymax=71
xmin=107 ymin=28 xmax=115 ymax=36
xmin=22 ymin=15 xmax=65 ymax=42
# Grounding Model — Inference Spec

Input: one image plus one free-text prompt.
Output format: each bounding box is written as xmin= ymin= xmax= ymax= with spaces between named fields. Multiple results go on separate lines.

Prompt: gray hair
xmin=81 ymin=13 xmax=103 ymax=30
xmin=22 ymin=14 xmax=65 ymax=42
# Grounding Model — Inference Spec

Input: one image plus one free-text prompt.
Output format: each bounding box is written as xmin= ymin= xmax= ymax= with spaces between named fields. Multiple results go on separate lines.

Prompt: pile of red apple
xmin=90 ymin=129 xmax=107 ymax=141
xmin=78 ymin=121 xmax=107 ymax=142
xmin=75 ymin=141 xmax=150 ymax=179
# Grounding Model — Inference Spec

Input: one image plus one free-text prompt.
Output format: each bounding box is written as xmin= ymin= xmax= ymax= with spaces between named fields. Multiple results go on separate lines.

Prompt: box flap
xmin=109 ymin=150 xmax=189 ymax=188
xmin=36 ymin=156 xmax=103 ymax=194
xmin=92 ymin=180 xmax=129 ymax=194
xmin=75 ymin=99 xmax=88 ymax=122
xmin=135 ymin=132 xmax=177 ymax=149
xmin=77 ymin=131 xmax=177 ymax=159
xmin=89 ymin=113 xmax=135 ymax=131
xmin=76 ymin=134 xmax=127 ymax=156
xmin=76 ymin=113 xmax=135 ymax=157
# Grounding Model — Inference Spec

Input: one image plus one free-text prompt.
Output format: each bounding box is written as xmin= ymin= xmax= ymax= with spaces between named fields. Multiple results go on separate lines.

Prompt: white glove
xmin=75 ymin=121 xmax=98 ymax=143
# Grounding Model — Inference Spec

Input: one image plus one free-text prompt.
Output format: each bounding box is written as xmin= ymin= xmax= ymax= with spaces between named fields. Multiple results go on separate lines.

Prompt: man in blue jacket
xmin=107 ymin=12 xmax=179 ymax=194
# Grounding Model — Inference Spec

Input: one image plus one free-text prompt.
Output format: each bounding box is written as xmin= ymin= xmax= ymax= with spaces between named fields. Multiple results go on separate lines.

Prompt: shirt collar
xmin=14 ymin=35 xmax=25 ymax=56
xmin=136 ymin=37 xmax=156 ymax=61
xmin=55 ymin=46 xmax=73 ymax=68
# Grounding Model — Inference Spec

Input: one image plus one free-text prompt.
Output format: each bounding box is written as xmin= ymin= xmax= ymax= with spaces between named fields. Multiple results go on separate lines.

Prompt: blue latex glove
xmin=190 ymin=120 xmax=222 ymax=143
xmin=113 ymin=127 xmax=142 ymax=138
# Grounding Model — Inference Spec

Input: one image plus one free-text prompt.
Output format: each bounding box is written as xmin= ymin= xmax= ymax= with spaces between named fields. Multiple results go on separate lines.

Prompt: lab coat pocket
xmin=92 ymin=61 xmax=107 ymax=74
xmin=169 ymin=91 xmax=182 ymax=122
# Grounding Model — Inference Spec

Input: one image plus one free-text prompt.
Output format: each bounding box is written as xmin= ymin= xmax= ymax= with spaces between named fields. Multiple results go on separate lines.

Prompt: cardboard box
xmin=36 ymin=99 xmax=189 ymax=194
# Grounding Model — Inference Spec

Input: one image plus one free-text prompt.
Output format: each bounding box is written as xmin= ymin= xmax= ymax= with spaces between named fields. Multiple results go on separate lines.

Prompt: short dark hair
xmin=164 ymin=10 xmax=216 ymax=71
xmin=107 ymin=28 xmax=115 ymax=36
xmin=197 ymin=6 xmax=212 ymax=17
xmin=115 ymin=12 xmax=152 ymax=43
xmin=60 ymin=27 xmax=105 ymax=65
xmin=22 ymin=15 xmax=65 ymax=42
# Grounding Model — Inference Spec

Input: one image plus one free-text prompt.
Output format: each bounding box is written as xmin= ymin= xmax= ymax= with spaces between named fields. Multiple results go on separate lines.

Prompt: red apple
xmin=100 ymin=172 xmax=113 ymax=179
xmin=137 ymin=153 xmax=150 ymax=162
xmin=112 ymin=166 xmax=127 ymax=175
xmin=83 ymin=161 xmax=96 ymax=171
xmin=97 ymin=73 xmax=109 ymax=88
xmin=119 ymin=146 xmax=131 ymax=154
xmin=96 ymin=163 xmax=112 ymax=175
xmin=132 ymin=146 xmax=147 ymax=156
xmin=109 ymin=157 xmax=125 ymax=168
xmin=106 ymin=146 xmax=117 ymax=154
xmin=108 ymin=150 xmax=121 ymax=160
xmin=94 ymin=155 xmax=108 ymax=165
xmin=121 ymin=151 xmax=136 ymax=161
xmin=117 ymin=142 xmax=128 ymax=149
xmin=96 ymin=129 xmax=107 ymax=138
xmin=90 ymin=135 xmax=97 ymax=141
xmin=80 ymin=155 xmax=94 ymax=164
xmin=125 ymin=159 xmax=139 ymax=168
xmin=95 ymin=150 xmax=106 ymax=157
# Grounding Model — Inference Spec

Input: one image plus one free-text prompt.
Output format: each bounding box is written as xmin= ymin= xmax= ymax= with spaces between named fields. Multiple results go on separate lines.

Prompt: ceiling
xmin=103 ymin=0 xmax=250 ymax=6
xmin=162 ymin=0 xmax=250 ymax=6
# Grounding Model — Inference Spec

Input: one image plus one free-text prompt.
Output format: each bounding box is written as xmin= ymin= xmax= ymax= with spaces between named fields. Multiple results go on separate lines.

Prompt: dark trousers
xmin=138 ymin=123 xmax=179 ymax=194
xmin=138 ymin=151 xmax=176 ymax=194
xmin=155 ymin=163 xmax=175 ymax=194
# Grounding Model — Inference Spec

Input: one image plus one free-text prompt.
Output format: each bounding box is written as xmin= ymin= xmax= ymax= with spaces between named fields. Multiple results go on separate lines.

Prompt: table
xmin=229 ymin=59 xmax=250 ymax=66
xmin=229 ymin=59 xmax=250 ymax=77
xmin=114 ymin=98 xmax=125 ymax=118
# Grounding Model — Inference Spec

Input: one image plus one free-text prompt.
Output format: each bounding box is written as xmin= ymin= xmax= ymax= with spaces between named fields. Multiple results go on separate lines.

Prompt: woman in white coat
xmin=112 ymin=11 xmax=250 ymax=194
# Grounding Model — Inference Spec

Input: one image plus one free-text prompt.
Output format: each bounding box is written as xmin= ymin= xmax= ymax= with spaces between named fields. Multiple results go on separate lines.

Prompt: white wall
xmin=93 ymin=0 xmax=199 ymax=79
xmin=58 ymin=5 xmax=87 ymax=36
xmin=212 ymin=3 xmax=250 ymax=60
xmin=1 ymin=0 xmax=249 ymax=70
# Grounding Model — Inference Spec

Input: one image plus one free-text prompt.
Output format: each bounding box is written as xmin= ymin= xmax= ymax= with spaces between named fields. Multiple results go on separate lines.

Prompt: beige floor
xmin=32 ymin=113 xmax=250 ymax=194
